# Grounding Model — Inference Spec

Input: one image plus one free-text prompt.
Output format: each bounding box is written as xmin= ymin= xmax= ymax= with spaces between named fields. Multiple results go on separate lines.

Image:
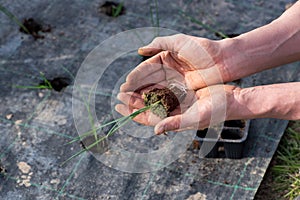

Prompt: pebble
xmin=21 ymin=175 xmax=27 ymax=179
xmin=56 ymin=118 xmax=67 ymax=125
xmin=15 ymin=120 xmax=23 ymax=125
xmin=17 ymin=162 xmax=33 ymax=188
xmin=17 ymin=162 xmax=31 ymax=174
xmin=50 ymin=179 xmax=60 ymax=184
xmin=186 ymin=192 xmax=207 ymax=200
xmin=38 ymin=92 xmax=44 ymax=98
xmin=23 ymin=179 xmax=31 ymax=187
xmin=5 ymin=114 xmax=13 ymax=120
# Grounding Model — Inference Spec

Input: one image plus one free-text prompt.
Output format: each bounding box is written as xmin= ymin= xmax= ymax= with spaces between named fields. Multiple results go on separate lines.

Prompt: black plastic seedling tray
xmin=195 ymin=120 xmax=250 ymax=159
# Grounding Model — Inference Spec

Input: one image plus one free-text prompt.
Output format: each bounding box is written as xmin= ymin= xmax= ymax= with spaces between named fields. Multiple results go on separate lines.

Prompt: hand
xmin=116 ymin=84 xmax=241 ymax=135
xmin=121 ymin=34 xmax=230 ymax=92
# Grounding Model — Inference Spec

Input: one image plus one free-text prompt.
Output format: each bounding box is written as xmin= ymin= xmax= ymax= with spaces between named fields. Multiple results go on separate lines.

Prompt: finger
xmin=121 ymin=52 xmax=187 ymax=93
xmin=168 ymin=92 xmax=197 ymax=116
xmin=117 ymin=92 xmax=145 ymax=109
xmin=138 ymin=34 xmax=186 ymax=56
xmin=154 ymin=115 xmax=182 ymax=135
xmin=120 ymin=52 xmax=174 ymax=92
xmin=195 ymin=87 xmax=211 ymax=99
xmin=154 ymin=97 xmax=210 ymax=134
xmin=154 ymin=113 xmax=204 ymax=135
xmin=138 ymin=47 xmax=162 ymax=57
xmin=195 ymin=85 xmax=228 ymax=100
xmin=185 ymin=67 xmax=226 ymax=90
xmin=115 ymin=104 xmax=162 ymax=126
xmin=115 ymin=103 xmax=131 ymax=116
xmin=120 ymin=81 xmax=167 ymax=95
xmin=115 ymin=104 xmax=148 ymax=125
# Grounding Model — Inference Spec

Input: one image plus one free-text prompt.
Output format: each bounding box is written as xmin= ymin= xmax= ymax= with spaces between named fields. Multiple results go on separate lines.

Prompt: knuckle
xmin=152 ymin=36 xmax=163 ymax=44
xmin=173 ymin=33 xmax=185 ymax=39
xmin=165 ymin=117 xmax=181 ymax=131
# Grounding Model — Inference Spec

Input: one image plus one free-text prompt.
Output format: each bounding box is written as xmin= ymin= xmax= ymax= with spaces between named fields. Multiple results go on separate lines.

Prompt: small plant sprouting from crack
xmin=14 ymin=72 xmax=53 ymax=90
xmin=14 ymin=72 xmax=70 ymax=92
xmin=112 ymin=2 xmax=124 ymax=17
xmin=99 ymin=1 xmax=125 ymax=17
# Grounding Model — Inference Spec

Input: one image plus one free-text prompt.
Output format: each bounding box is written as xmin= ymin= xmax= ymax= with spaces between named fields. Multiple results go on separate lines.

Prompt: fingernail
xmin=155 ymin=126 xmax=164 ymax=135
xmin=138 ymin=47 xmax=145 ymax=55
xmin=116 ymin=93 xmax=121 ymax=100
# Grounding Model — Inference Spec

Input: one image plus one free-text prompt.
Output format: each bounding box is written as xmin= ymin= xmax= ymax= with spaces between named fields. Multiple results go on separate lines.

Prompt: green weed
xmin=272 ymin=121 xmax=300 ymax=199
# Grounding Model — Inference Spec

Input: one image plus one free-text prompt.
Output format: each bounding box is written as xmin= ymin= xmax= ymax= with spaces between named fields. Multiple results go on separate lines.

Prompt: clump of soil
xmin=99 ymin=1 xmax=126 ymax=17
xmin=20 ymin=18 xmax=51 ymax=39
xmin=39 ymin=77 xmax=70 ymax=92
xmin=196 ymin=128 xmax=208 ymax=138
xmin=192 ymin=140 xmax=200 ymax=150
xmin=221 ymin=129 xmax=243 ymax=140
xmin=224 ymin=120 xmax=245 ymax=129
xmin=143 ymin=86 xmax=185 ymax=118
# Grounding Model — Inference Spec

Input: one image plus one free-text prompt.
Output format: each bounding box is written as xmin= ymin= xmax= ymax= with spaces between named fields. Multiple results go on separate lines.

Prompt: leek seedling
xmin=61 ymin=101 xmax=161 ymax=165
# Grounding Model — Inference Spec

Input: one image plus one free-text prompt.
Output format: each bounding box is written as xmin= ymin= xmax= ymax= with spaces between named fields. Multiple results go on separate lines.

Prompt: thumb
xmin=154 ymin=103 xmax=204 ymax=134
xmin=138 ymin=34 xmax=185 ymax=56
xmin=154 ymin=115 xmax=182 ymax=135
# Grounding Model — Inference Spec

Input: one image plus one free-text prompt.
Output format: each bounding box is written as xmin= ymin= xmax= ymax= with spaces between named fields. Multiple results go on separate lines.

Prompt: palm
xmin=120 ymin=50 xmax=216 ymax=95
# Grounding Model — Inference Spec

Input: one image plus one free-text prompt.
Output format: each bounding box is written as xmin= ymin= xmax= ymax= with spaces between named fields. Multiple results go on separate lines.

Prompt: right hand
xmin=132 ymin=34 xmax=231 ymax=90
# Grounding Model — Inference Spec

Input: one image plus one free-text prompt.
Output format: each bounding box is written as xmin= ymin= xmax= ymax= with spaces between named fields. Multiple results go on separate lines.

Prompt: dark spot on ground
xmin=20 ymin=18 xmax=51 ymax=39
xmin=99 ymin=1 xmax=126 ymax=17
xmin=215 ymin=32 xmax=240 ymax=39
xmin=0 ymin=163 xmax=7 ymax=175
xmin=39 ymin=77 xmax=70 ymax=92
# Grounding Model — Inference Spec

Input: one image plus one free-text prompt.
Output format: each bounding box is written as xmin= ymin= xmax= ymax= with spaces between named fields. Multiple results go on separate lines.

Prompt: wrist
xmin=224 ymin=86 xmax=255 ymax=120
xmin=229 ymin=83 xmax=300 ymax=120
xmin=218 ymin=4 xmax=300 ymax=83
xmin=232 ymin=87 xmax=272 ymax=119
xmin=216 ymin=38 xmax=241 ymax=83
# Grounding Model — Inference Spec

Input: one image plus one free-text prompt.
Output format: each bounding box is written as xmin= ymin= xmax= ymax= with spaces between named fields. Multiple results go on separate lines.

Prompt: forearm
xmin=220 ymin=1 xmax=300 ymax=81
xmin=228 ymin=82 xmax=300 ymax=120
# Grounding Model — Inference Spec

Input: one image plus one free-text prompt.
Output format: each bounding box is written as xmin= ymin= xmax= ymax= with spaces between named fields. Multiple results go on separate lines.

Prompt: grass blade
xmin=179 ymin=10 xmax=228 ymax=39
xmin=63 ymin=101 xmax=161 ymax=165
xmin=0 ymin=4 xmax=29 ymax=34
xmin=112 ymin=2 xmax=123 ymax=17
